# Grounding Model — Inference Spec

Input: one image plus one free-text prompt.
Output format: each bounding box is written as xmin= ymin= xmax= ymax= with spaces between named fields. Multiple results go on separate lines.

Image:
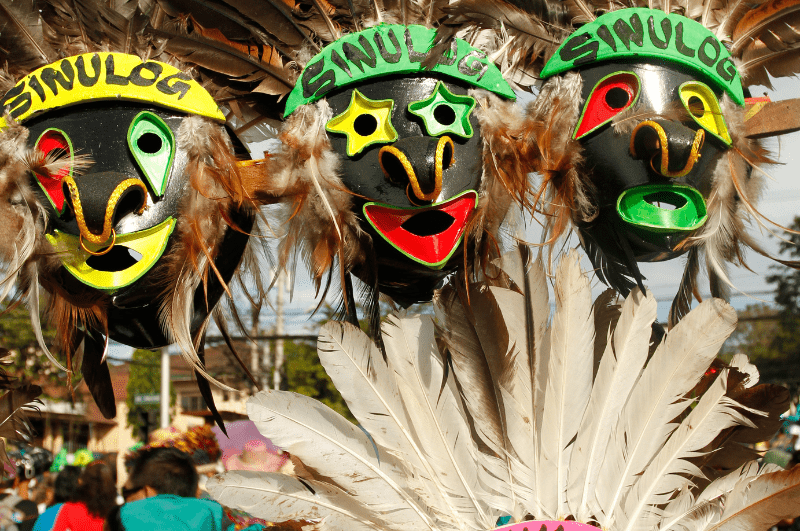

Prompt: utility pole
xmin=160 ymin=346 xmax=170 ymax=428
xmin=273 ymin=271 xmax=285 ymax=390
xmin=250 ymin=303 xmax=260 ymax=394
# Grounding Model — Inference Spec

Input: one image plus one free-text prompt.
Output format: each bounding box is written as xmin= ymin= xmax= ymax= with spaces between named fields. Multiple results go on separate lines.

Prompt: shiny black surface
xmin=326 ymin=75 xmax=484 ymax=304
xmin=575 ymin=60 xmax=728 ymax=261
xmin=25 ymin=102 xmax=253 ymax=347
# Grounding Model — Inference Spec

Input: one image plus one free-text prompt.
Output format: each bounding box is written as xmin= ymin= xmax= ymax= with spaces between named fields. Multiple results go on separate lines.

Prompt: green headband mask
xmin=284 ymin=23 xmax=515 ymax=116
xmin=286 ymin=25 xmax=514 ymax=305
xmin=539 ymin=9 xmax=744 ymax=292
xmin=542 ymin=8 xmax=744 ymax=105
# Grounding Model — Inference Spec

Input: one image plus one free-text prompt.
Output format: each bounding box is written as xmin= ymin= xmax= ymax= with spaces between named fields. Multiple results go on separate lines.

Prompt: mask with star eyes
xmin=532 ymin=8 xmax=760 ymax=302
xmin=281 ymin=23 xmax=520 ymax=307
xmin=0 ymin=53 xmax=254 ymax=418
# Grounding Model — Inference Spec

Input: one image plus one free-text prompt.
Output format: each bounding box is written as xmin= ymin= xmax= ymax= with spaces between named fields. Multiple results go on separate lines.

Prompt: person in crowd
xmin=52 ymin=462 xmax=117 ymax=531
xmin=105 ymin=447 xmax=259 ymax=531
xmin=32 ymin=466 xmax=81 ymax=531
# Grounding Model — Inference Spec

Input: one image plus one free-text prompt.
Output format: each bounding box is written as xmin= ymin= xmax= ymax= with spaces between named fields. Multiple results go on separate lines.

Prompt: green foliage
xmin=757 ymin=215 xmax=800 ymax=383
xmin=0 ymin=301 xmax=62 ymax=390
xmin=722 ymin=303 xmax=780 ymax=361
xmin=283 ymin=339 xmax=355 ymax=422
xmin=125 ymin=349 xmax=176 ymax=439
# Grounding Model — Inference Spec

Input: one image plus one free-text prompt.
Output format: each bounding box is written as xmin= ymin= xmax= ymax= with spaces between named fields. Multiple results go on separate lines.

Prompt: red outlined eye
xmin=33 ymin=129 xmax=73 ymax=213
xmin=574 ymin=72 xmax=640 ymax=140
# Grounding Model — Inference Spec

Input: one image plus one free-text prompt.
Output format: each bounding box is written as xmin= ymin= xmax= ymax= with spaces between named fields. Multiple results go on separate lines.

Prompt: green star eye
xmin=408 ymin=82 xmax=476 ymax=138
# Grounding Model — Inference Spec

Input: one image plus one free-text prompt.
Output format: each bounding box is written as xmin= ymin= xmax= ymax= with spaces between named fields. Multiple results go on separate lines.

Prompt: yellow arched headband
xmin=0 ymin=52 xmax=225 ymax=127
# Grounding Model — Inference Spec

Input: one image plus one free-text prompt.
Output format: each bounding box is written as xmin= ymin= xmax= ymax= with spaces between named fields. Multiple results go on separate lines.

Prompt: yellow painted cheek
xmin=680 ymin=83 xmax=731 ymax=145
xmin=45 ymin=218 xmax=176 ymax=291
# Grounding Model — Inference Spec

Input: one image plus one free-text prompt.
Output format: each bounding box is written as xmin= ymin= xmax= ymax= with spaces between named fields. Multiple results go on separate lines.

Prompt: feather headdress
xmin=207 ymin=248 xmax=799 ymax=531
xmin=436 ymin=0 xmax=800 ymax=326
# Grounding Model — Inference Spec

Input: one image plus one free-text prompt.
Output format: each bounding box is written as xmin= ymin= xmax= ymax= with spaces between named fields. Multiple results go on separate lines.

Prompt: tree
xmin=721 ymin=303 xmax=780 ymax=360
xmin=125 ymin=349 xmax=175 ymax=440
xmin=283 ymin=339 xmax=354 ymax=421
xmin=0 ymin=301 xmax=64 ymax=392
xmin=761 ymin=216 xmax=800 ymax=384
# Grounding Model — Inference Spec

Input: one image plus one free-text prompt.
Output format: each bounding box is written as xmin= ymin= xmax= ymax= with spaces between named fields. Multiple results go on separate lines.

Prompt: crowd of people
xmin=0 ymin=447 xmax=260 ymax=531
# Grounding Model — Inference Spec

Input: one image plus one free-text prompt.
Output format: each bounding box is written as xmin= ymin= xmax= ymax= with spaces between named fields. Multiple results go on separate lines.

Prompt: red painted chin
xmin=363 ymin=191 xmax=478 ymax=268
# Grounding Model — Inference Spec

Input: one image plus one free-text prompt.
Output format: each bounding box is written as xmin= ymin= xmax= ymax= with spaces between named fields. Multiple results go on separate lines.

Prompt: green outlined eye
xmin=679 ymin=82 xmax=731 ymax=145
xmin=128 ymin=111 xmax=175 ymax=196
xmin=574 ymin=71 xmax=640 ymax=140
xmin=408 ymin=81 xmax=476 ymax=138
xmin=326 ymin=90 xmax=398 ymax=157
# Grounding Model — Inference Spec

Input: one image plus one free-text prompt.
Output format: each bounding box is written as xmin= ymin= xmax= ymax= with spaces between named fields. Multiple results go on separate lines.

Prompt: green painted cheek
xmin=128 ymin=111 xmax=175 ymax=196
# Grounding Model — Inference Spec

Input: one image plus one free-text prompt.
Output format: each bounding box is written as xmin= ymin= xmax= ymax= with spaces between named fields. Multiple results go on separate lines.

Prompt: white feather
xmin=317 ymin=321 xmax=453 ymax=529
xmin=708 ymin=466 xmax=800 ymax=531
xmin=597 ymin=298 xmax=737 ymax=528
xmin=381 ymin=313 xmax=495 ymax=530
xmin=538 ymin=249 xmax=594 ymax=519
xmin=246 ymin=388 xmax=435 ymax=531
xmin=619 ymin=369 xmax=760 ymax=531
xmin=207 ymin=471 xmax=386 ymax=531
xmin=568 ymin=287 xmax=656 ymax=522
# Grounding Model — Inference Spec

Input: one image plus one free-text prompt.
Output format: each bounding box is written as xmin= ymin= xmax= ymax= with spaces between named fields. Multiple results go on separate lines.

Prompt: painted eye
xmin=574 ymin=72 xmax=640 ymax=140
xmin=326 ymin=90 xmax=398 ymax=157
xmin=33 ymin=129 xmax=73 ymax=214
xmin=408 ymin=81 xmax=476 ymax=138
xmin=679 ymin=82 xmax=731 ymax=145
xmin=128 ymin=111 xmax=175 ymax=197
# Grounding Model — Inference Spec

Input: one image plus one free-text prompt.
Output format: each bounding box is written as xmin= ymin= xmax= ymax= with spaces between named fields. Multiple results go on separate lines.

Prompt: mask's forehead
xmin=577 ymin=60 xmax=726 ymax=112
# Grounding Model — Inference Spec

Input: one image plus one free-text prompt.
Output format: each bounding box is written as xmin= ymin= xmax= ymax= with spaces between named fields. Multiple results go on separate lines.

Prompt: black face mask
xmin=325 ymin=75 xmax=484 ymax=305
xmin=25 ymin=102 xmax=252 ymax=348
xmin=573 ymin=60 xmax=731 ymax=267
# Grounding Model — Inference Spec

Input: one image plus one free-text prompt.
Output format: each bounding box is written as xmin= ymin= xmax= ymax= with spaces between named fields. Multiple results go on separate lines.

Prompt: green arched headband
xmin=541 ymin=8 xmax=744 ymax=106
xmin=284 ymin=23 xmax=516 ymax=116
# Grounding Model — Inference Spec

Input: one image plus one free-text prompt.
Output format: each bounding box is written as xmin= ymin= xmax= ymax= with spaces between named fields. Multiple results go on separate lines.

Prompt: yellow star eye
xmin=326 ymin=90 xmax=398 ymax=157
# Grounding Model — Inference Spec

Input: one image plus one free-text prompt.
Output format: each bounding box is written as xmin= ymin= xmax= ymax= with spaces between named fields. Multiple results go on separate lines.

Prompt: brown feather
xmin=146 ymin=25 xmax=294 ymax=92
xmin=0 ymin=0 xmax=58 ymax=76
xmin=592 ymin=289 xmax=622 ymax=379
xmin=709 ymin=466 xmax=800 ymax=530
xmin=81 ymin=330 xmax=117 ymax=419
xmin=216 ymin=0 xmax=316 ymax=49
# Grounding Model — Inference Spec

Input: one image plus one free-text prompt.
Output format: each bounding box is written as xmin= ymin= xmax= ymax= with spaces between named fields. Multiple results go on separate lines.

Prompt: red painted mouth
xmin=363 ymin=191 xmax=478 ymax=268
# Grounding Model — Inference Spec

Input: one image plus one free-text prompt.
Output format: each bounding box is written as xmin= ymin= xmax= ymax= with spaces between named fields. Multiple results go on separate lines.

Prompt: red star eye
xmin=34 ymin=129 xmax=73 ymax=213
xmin=574 ymin=72 xmax=640 ymax=140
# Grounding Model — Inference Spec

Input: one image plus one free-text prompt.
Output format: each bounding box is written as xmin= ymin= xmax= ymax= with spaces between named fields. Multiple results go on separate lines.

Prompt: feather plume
xmin=246 ymin=388 xmax=436 ymax=530
xmin=0 ymin=0 xmax=58 ymax=75
xmin=538 ymin=249 xmax=594 ymax=519
xmin=707 ymin=466 xmax=800 ymax=531
xmin=619 ymin=368 xmax=760 ymax=531
xmin=595 ymin=297 xmax=737 ymax=528
xmin=568 ymin=287 xmax=655 ymax=523
xmin=206 ymin=249 xmax=798 ymax=531
xmin=209 ymin=471 xmax=388 ymax=530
